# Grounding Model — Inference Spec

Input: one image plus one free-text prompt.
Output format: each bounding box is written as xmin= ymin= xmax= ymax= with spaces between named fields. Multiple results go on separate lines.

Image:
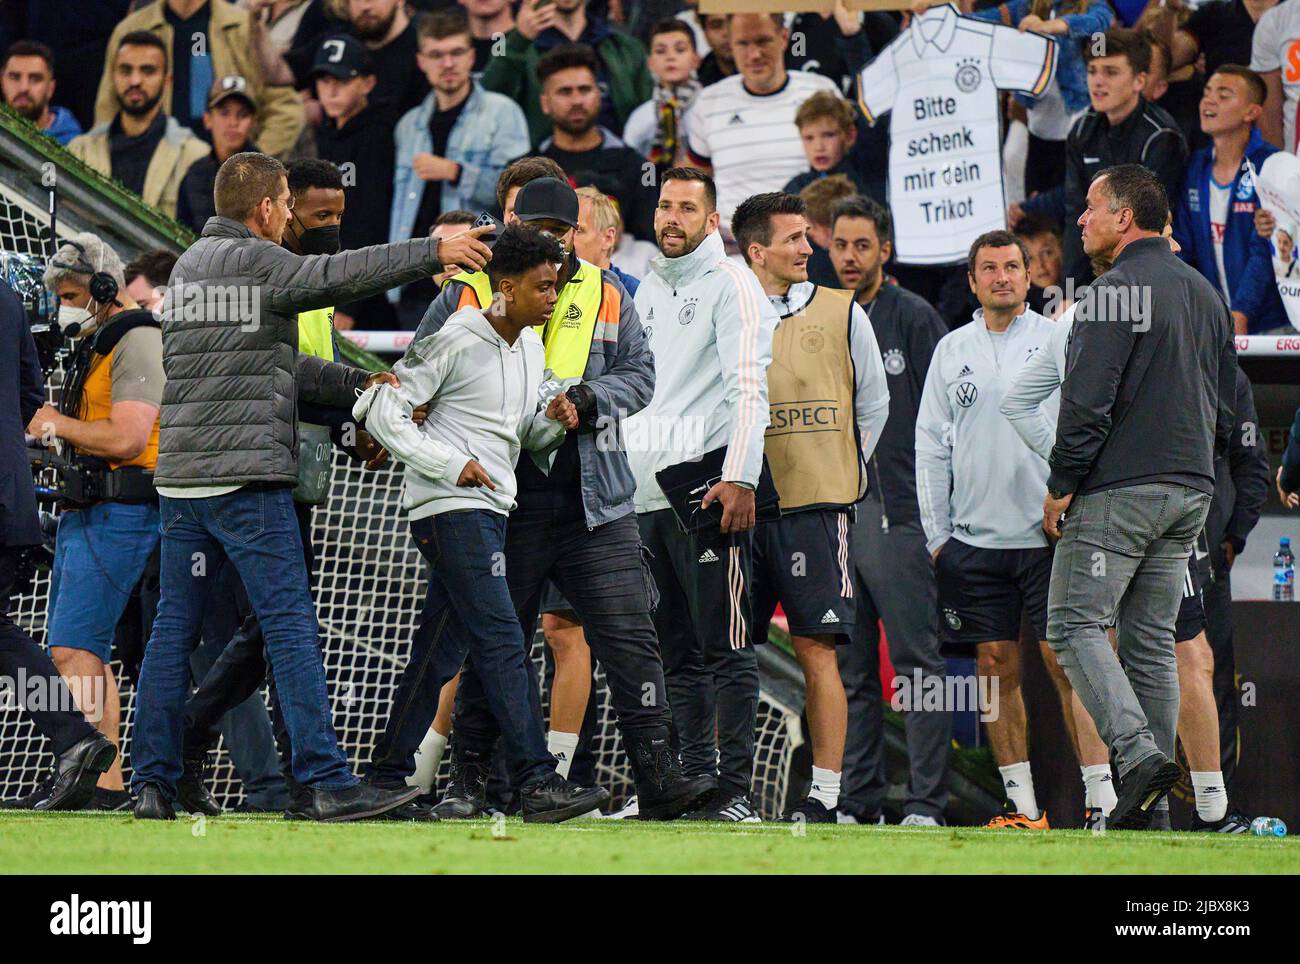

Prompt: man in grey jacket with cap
xmin=131 ymin=151 xmax=493 ymax=823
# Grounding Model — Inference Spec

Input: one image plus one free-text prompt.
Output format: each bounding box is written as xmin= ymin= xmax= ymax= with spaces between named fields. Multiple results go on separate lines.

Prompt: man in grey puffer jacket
xmin=132 ymin=151 xmax=493 ymax=823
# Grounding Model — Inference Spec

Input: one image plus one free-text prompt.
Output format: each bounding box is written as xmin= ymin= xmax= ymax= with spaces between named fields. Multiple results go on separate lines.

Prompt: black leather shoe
xmin=177 ymin=753 xmax=222 ymax=815
xmin=379 ymin=799 xmax=440 ymax=821
xmin=1110 ymin=755 xmax=1182 ymax=830
xmin=519 ymin=773 xmax=609 ymax=824
xmin=624 ymin=728 xmax=715 ymax=821
xmin=431 ymin=746 xmax=492 ymax=819
xmin=784 ymin=797 xmax=836 ymax=823
xmin=133 ymin=784 xmax=176 ymax=820
xmin=284 ymin=783 xmax=421 ymax=823
xmin=36 ymin=733 xmax=117 ymax=812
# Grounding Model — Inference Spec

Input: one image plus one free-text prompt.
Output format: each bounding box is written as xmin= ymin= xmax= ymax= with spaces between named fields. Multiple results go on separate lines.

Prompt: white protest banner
xmin=855 ymin=3 xmax=1056 ymax=264
xmin=1252 ymin=151 xmax=1300 ymax=333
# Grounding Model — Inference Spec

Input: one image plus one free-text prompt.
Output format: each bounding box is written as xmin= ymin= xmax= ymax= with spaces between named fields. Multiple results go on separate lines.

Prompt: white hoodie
xmin=354 ymin=305 xmax=566 ymax=520
xmin=629 ymin=230 xmax=778 ymax=513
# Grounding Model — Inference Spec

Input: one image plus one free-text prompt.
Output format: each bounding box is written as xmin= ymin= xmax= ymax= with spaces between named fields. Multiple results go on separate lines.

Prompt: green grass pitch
xmin=1 ymin=812 xmax=1297 ymax=874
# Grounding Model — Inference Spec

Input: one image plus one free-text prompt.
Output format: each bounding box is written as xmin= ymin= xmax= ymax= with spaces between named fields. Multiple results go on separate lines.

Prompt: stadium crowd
xmin=2 ymin=0 xmax=1300 ymax=831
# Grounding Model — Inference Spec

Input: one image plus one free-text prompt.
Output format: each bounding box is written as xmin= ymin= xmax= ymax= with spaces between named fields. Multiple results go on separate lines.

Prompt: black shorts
xmin=538 ymin=579 xmax=579 ymax=619
xmin=1174 ymin=553 xmax=1206 ymax=644
xmin=751 ymin=508 xmax=856 ymax=642
xmin=934 ymin=539 xmax=1053 ymax=655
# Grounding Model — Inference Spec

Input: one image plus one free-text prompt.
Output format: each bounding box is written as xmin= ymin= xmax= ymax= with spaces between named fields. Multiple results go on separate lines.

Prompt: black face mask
xmin=296 ymin=223 xmax=341 ymax=256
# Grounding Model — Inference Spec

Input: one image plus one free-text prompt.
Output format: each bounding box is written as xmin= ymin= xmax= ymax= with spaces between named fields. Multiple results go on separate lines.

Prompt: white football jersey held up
xmin=915 ymin=306 xmax=1059 ymax=554
xmin=856 ymin=3 xmax=1056 ymax=265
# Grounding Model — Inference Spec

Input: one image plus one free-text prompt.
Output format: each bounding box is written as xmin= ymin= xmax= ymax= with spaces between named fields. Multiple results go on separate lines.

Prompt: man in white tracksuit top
xmin=915 ymin=229 xmax=1108 ymax=830
xmin=355 ymin=225 xmax=608 ymax=824
xmin=629 ymin=168 xmax=778 ymax=822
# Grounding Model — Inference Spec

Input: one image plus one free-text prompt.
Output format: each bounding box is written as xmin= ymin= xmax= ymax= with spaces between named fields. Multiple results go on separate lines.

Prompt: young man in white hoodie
xmin=731 ymin=191 xmax=891 ymax=823
xmin=630 ymin=168 xmax=779 ymax=822
xmin=356 ymin=225 xmax=609 ymax=824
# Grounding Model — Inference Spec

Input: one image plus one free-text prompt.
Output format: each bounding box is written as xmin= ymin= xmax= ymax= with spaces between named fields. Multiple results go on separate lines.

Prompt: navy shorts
xmin=934 ymin=539 xmax=1053 ymax=655
xmin=538 ymin=579 xmax=579 ymax=619
xmin=751 ymin=508 xmax=856 ymax=642
xmin=1174 ymin=553 xmax=1206 ymax=644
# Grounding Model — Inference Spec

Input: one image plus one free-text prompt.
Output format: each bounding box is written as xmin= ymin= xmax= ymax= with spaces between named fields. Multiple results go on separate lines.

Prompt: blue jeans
xmin=367 ymin=509 xmax=554 ymax=790
xmin=47 ymin=501 xmax=160 ymax=662
xmin=132 ymin=487 xmax=355 ymax=796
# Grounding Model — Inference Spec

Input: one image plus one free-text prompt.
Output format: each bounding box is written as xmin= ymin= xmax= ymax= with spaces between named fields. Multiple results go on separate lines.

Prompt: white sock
xmin=809 ymin=766 xmax=841 ymax=810
xmin=1081 ymin=764 xmax=1118 ymax=816
xmin=1191 ymin=771 xmax=1228 ymax=822
xmin=407 ymin=728 xmax=448 ymax=794
xmin=999 ymin=762 xmax=1039 ymax=819
xmin=548 ymin=730 xmax=580 ymax=779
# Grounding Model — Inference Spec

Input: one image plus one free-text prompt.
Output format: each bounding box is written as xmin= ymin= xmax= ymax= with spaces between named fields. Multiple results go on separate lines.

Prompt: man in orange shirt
xmin=24 ymin=233 xmax=164 ymax=811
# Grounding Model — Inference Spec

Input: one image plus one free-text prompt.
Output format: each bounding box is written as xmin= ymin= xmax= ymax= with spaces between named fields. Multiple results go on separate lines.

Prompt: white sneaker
xmin=899 ymin=813 xmax=943 ymax=827
xmin=597 ymin=795 xmax=639 ymax=819
xmin=838 ymin=811 xmax=886 ymax=825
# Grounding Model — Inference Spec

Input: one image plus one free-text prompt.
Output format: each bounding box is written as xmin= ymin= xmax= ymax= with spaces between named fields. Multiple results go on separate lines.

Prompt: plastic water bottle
xmin=1251 ymin=816 xmax=1288 ymax=837
xmin=1274 ymin=538 xmax=1295 ymax=601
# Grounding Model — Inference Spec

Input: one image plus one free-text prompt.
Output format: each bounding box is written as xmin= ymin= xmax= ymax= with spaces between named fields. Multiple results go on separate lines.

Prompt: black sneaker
xmin=1110 ymin=755 xmax=1182 ymax=830
xmin=284 ymin=783 xmax=421 ymax=823
xmin=431 ymin=747 xmax=491 ymax=820
xmin=1083 ymin=807 xmax=1107 ymax=831
xmin=519 ymin=773 xmax=609 ymax=824
xmin=623 ymin=727 xmax=716 ymax=821
xmin=684 ymin=788 xmax=761 ymax=822
xmin=92 ymin=788 xmax=132 ymax=812
xmin=1 ymin=773 xmax=56 ymax=810
xmin=177 ymin=753 xmax=222 ymax=816
xmin=784 ymin=797 xmax=835 ymax=823
xmin=1191 ymin=809 xmax=1251 ymax=833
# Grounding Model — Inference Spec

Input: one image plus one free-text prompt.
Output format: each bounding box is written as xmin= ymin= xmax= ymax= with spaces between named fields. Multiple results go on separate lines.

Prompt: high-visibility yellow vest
xmin=450 ymin=259 xmax=619 ymax=379
xmin=298 ymin=305 xmax=335 ymax=361
xmin=294 ymin=305 xmax=336 ymax=504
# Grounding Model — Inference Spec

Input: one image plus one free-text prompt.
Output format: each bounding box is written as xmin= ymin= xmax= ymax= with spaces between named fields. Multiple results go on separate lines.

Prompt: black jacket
xmin=1060 ymin=99 xmax=1187 ymax=286
xmin=0 ymin=281 xmax=43 ymax=547
xmin=1205 ymin=367 xmax=1270 ymax=563
xmin=859 ymin=281 xmax=947 ymax=526
xmin=316 ymin=103 xmax=398 ymax=252
xmin=1049 ymin=236 xmax=1237 ymax=499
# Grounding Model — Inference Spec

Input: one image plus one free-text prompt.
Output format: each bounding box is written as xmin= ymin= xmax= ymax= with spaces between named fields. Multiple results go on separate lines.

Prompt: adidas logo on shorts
xmin=821 ymin=609 xmax=839 ymax=623
xmin=699 ymin=548 xmax=719 ymax=563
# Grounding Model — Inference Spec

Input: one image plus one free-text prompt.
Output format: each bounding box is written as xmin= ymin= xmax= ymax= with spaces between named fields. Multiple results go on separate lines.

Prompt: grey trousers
xmin=841 ymin=499 xmax=950 ymax=819
xmin=1046 ymin=482 xmax=1212 ymax=777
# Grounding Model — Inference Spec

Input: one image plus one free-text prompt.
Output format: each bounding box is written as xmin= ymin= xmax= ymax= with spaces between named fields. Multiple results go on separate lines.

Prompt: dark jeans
xmin=0 ymin=545 xmax=96 ymax=756
xmin=132 ymin=487 xmax=355 ymax=796
xmin=367 ymin=509 xmax=556 ymax=790
xmin=449 ymin=507 xmax=672 ymax=762
xmin=182 ymin=502 xmax=316 ymax=804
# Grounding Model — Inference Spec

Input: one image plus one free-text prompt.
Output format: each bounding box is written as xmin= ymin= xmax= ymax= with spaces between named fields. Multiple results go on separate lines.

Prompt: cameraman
xmin=26 ymin=233 xmax=164 ymax=809
xmin=0 ymin=266 xmax=117 ymax=810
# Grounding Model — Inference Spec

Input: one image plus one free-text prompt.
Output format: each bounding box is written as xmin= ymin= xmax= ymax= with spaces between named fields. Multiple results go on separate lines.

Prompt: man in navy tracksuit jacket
xmin=1173 ymin=118 xmax=1287 ymax=334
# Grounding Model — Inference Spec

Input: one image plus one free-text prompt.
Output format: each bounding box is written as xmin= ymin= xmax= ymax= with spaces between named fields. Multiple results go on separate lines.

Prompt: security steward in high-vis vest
xmin=27 ymin=234 xmax=165 ymax=808
xmin=175 ymin=159 xmax=393 ymax=816
xmin=732 ymin=192 xmax=890 ymax=824
xmin=394 ymin=176 xmax=714 ymax=821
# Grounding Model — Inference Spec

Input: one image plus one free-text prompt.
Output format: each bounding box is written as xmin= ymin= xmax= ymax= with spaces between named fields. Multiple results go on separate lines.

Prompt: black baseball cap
xmin=309 ymin=34 xmax=373 ymax=80
xmin=515 ymin=177 xmax=579 ymax=229
xmin=207 ymin=74 xmax=257 ymax=112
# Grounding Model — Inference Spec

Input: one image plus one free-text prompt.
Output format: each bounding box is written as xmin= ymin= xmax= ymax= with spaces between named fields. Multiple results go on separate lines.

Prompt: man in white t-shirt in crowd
xmin=1250 ymin=0 xmax=1300 ymax=152
xmin=685 ymin=13 xmax=839 ymax=227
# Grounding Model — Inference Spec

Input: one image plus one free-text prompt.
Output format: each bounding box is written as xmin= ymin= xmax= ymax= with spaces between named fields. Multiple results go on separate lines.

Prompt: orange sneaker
xmin=986 ymin=803 xmax=1050 ymax=829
